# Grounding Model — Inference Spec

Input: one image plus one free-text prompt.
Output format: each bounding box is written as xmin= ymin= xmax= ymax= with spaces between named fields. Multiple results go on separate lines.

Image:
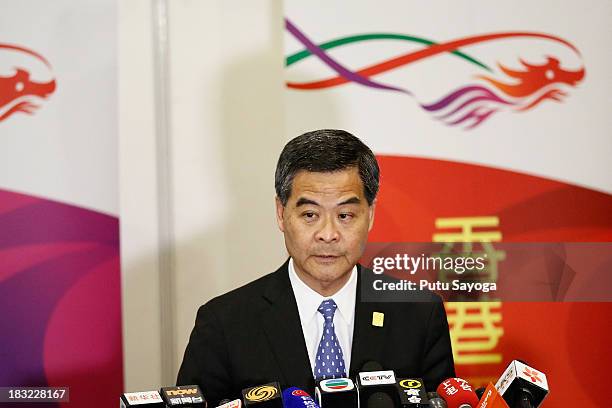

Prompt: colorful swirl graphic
xmin=0 ymin=189 xmax=122 ymax=407
xmin=285 ymin=18 xmax=585 ymax=129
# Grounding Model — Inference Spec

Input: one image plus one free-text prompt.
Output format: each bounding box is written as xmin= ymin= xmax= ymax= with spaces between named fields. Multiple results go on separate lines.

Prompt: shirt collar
xmin=288 ymin=257 xmax=357 ymax=324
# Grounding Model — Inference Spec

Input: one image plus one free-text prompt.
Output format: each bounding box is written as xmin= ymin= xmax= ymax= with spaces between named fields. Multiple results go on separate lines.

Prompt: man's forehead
xmin=292 ymin=168 xmax=362 ymax=185
xmin=291 ymin=168 xmax=363 ymax=192
xmin=290 ymin=168 xmax=365 ymax=200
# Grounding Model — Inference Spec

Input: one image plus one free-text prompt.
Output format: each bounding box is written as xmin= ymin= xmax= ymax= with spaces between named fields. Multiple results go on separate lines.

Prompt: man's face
xmin=275 ymin=167 xmax=375 ymax=295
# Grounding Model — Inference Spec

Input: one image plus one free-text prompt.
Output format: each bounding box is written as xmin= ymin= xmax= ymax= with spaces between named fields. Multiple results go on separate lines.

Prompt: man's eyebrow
xmin=295 ymin=197 xmax=320 ymax=207
xmin=338 ymin=197 xmax=361 ymax=206
xmin=294 ymin=196 xmax=361 ymax=207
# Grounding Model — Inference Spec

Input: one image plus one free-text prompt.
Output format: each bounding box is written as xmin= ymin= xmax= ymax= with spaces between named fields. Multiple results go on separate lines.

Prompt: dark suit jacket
xmin=177 ymin=260 xmax=455 ymax=405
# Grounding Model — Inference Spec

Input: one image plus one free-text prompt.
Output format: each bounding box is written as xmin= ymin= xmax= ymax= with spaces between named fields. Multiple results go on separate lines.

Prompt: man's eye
xmin=339 ymin=213 xmax=354 ymax=220
xmin=303 ymin=212 xmax=317 ymax=219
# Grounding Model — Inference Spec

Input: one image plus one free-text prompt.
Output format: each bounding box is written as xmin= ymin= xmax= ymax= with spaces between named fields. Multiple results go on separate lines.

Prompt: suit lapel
xmin=261 ymin=261 xmax=314 ymax=390
xmin=349 ymin=264 xmax=390 ymax=375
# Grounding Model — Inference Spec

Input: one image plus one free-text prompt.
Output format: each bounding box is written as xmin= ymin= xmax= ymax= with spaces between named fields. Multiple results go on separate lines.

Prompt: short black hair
xmin=275 ymin=129 xmax=379 ymax=206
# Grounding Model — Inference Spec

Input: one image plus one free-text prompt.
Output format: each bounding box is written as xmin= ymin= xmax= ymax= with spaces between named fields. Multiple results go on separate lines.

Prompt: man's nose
xmin=315 ymin=216 xmax=340 ymax=243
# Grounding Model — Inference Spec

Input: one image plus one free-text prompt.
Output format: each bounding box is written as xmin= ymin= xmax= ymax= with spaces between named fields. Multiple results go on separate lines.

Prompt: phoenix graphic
xmin=0 ymin=43 xmax=56 ymax=122
xmin=285 ymin=19 xmax=585 ymax=130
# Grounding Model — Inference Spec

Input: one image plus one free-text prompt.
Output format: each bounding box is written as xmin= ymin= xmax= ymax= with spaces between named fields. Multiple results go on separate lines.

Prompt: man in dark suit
xmin=177 ymin=129 xmax=455 ymax=405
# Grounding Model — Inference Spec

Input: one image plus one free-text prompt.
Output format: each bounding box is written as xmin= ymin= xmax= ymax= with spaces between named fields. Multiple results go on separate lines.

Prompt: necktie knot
xmin=318 ymin=299 xmax=338 ymax=321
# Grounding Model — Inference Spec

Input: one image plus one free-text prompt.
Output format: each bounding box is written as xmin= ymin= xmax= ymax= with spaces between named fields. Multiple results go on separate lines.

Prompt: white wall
xmin=119 ymin=0 xmax=286 ymax=391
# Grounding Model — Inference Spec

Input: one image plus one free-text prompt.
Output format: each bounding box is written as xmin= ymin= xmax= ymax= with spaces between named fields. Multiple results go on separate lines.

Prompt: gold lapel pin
xmin=372 ymin=312 xmax=384 ymax=327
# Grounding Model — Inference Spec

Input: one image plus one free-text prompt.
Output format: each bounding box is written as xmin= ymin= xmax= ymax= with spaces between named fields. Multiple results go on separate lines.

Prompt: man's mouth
xmin=313 ymin=255 xmax=340 ymax=263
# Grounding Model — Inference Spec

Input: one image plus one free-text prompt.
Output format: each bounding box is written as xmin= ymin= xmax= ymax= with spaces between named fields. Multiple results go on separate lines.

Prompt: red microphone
xmin=476 ymin=383 xmax=509 ymax=408
xmin=437 ymin=378 xmax=480 ymax=408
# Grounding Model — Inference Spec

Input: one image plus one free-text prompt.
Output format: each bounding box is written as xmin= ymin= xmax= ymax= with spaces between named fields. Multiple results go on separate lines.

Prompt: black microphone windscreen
xmin=361 ymin=361 xmax=384 ymax=372
xmin=367 ymin=392 xmax=394 ymax=408
xmin=426 ymin=392 xmax=447 ymax=408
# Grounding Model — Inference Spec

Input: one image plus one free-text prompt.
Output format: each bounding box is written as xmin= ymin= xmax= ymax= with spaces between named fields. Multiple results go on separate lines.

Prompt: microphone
xmin=361 ymin=361 xmax=384 ymax=372
xmin=356 ymin=369 xmax=399 ymax=407
xmin=242 ymin=382 xmax=283 ymax=408
xmin=476 ymin=383 xmax=509 ymax=408
xmin=366 ymin=392 xmax=395 ymax=408
xmin=161 ymin=385 xmax=207 ymax=407
xmin=217 ymin=399 xmax=242 ymax=408
xmin=495 ymin=360 xmax=548 ymax=408
xmin=395 ymin=378 xmax=429 ymax=407
xmin=436 ymin=378 xmax=479 ymax=408
xmin=315 ymin=378 xmax=358 ymax=407
xmin=120 ymin=390 xmax=166 ymax=407
xmin=282 ymin=387 xmax=320 ymax=408
xmin=426 ymin=392 xmax=447 ymax=408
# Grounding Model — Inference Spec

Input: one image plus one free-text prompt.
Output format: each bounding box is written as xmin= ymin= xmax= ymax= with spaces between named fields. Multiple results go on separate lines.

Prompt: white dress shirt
xmin=288 ymin=258 xmax=357 ymax=377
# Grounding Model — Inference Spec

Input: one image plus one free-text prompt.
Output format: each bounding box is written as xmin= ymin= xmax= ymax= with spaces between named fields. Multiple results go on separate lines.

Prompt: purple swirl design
xmin=0 ymin=189 xmax=122 ymax=407
xmin=420 ymin=85 xmax=515 ymax=129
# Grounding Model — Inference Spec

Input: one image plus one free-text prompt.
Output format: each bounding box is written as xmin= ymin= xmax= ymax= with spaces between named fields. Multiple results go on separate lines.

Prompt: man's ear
xmin=275 ymin=196 xmax=286 ymax=232
xmin=367 ymin=199 xmax=377 ymax=232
